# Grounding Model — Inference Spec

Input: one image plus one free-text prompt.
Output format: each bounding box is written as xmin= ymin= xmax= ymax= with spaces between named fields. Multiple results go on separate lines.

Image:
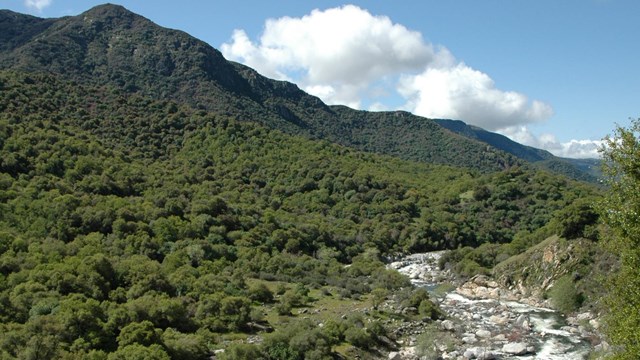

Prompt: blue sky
xmin=4 ymin=0 xmax=639 ymax=158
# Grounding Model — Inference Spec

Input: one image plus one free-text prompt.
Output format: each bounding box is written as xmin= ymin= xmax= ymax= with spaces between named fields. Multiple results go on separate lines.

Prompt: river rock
xmin=441 ymin=319 xmax=455 ymax=331
xmin=515 ymin=314 xmax=528 ymax=327
xmin=458 ymin=284 xmax=502 ymax=299
xmin=502 ymin=342 xmax=531 ymax=355
xmin=477 ymin=349 xmax=497 ymax=360
xmin=489 ymin=315 xmax=508 ymax=325
xmin=463 ymin=349 xmax=475 ymax=359
xmin=462 ymin=335 xmax=477 ymax=344
xmin=492 ymin=334 xmax=506 ymax=341
xmin=389 ymin=252 xmax=598 ymax=359
xmin=464 ymin=347 xmax=497 ymax=360
xmin=577 ymin=312 xmax=593 ymax=321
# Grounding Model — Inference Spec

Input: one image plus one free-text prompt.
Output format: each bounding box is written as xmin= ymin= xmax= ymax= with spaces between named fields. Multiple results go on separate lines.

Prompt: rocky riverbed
xmin=388 ymin=252 xmax=604 ymax=359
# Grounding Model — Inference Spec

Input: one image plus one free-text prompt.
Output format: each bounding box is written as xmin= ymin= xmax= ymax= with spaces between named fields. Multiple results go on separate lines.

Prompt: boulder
xmin=441 ymin=319 xmax=456 ymax=331
xmin=502 ymin=342 xmax=531 ymax=355
xmin=492 ymin=334 xmax=506 ymax=341
xmin=577 ymin=312 xmax=593 ymax=321
xmin=515 ymin=314 xmax=528 ymax=327
xmin=472 ymin=274 xmax=490 ymax=286
xmin=489 ymin=315 xmax=509 ymax=325
xmin=464 ymin=347 xmax=497 ymax=360
xmin=463 ymin=349 xmax=476 ymax=359
xmin=477 ymin=349 xmax=497 ymax=360
xmin=388 ymin=351 xmax=402 ymax=360
xmin=462 ymin=335 xmax=477 ymax=344
xmin=402 ymin=306 xmax=418 ymax=315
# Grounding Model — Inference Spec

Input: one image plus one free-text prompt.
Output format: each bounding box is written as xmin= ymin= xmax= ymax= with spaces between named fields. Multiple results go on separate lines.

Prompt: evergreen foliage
xmin=0 ymin=70 xmax=600 ymax=357
xmin=599 ymin=118 xmax=640 ymax=359
xmin=0 ymin=5 xmax=609 ymax=358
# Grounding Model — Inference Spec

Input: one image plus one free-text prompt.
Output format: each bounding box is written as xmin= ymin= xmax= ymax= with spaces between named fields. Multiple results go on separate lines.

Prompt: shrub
xmin=419 ymin=299 xmax=444 ymax=320
xmin=548 ymin=275 xmax=583 ymax=313
xmin=344 ymin=327 xmax=373 ymax=349
xmin=248 ymin=283 xmax=274 ymax=303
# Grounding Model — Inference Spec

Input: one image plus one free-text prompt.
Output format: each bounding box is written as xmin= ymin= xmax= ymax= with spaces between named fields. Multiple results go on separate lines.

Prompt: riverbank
xmin=388 ymin=252 xmax=605 ymax=359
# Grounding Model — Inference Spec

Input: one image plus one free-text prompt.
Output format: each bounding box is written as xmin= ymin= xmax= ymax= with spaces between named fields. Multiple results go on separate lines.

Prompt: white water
xmin=391 ymin=252 xmax=593 ymax=359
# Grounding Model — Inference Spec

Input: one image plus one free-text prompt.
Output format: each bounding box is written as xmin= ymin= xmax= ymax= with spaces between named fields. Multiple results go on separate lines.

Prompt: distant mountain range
xmin=0 ymin=4 xmax=599 ymax=181
xmin=434 ymin=120 xmax=601 ymax=182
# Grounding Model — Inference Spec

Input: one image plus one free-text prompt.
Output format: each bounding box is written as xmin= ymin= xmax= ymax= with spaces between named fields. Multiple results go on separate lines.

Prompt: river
xmin=389 ymin=252 xmax=596 ymax=359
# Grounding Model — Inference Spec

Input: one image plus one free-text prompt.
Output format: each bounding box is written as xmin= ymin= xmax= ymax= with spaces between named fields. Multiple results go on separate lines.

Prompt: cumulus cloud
xmin=25 ymin=0 xmax=52 ymax=11
xmin=398 ymin=64 xmax=554 ymax=131
xmin=221 ymin=4 xmax=552 ymax=131
xmin=499 ymin=126 xmax=603 ymax=158
xmin=222 ymin=5 xmax=443 ymax=108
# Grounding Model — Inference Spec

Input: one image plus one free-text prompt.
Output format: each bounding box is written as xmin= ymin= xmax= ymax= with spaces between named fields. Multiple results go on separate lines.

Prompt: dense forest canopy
xmin=0 ymin=70 xmax=601 ymax=358
xmin=0 ymin=4 xmax=624 ymax=359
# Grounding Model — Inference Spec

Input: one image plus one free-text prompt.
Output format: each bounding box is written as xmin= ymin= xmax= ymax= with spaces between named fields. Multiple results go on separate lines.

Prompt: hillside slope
xmin=435 ymin=119 xmax=601 ymax=182
xmin=0 ymin=4 xmax=595 ymax=179
xmin=0 ymin=69 xmax=601 ymax=358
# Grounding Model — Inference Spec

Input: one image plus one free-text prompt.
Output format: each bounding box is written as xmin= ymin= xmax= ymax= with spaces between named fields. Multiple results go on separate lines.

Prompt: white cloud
xmin=221 ymin=4 xmax=553 ymax=132
xmin=222 ymin=5 xmax=442 ymax=107
xmin=398 ymin=64 xmax=554 ymax=131
xmin=25 ymin=0 xmax=52 ymax=12
xmin=499 ymin=126 xmax=603 ymax=158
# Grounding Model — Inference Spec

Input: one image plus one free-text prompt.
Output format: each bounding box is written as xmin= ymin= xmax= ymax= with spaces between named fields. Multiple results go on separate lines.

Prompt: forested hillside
xmin=0 ymin=4 xmax=595 ymax=180
xmin=435 ymin=119 xmax=601 ymax=182
xmin=0 ymin=70 xmax=600 ymax=358
xmin=1 ymin=2 xmax=626 ymax=358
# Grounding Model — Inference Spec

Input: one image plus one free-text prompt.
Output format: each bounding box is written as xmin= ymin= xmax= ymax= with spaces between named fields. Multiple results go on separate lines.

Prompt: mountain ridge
xmin=434 ymin=119 xmax=601 ymax=182
xmin=0 ymin=4 xmax=595 ymax=180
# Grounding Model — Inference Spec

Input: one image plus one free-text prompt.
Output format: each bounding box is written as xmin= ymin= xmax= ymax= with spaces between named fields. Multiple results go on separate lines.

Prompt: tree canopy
xmin=0 ymin=69 xmax=603 ymax=358
xmin=599 ymin=118 xmax=640 ymax=359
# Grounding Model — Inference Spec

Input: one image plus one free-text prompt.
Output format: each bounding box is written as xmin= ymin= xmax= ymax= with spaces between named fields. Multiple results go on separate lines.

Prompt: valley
xmin=0 ymin=3 xmax=636 ymax=359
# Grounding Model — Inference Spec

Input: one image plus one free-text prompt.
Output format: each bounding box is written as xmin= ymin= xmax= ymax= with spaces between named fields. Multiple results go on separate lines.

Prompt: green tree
xmin=220 ymin=343 xmax=261 ymax=360
xmin=552 ymin=199 xmax=599 ymax=240
xmin=54 ymin=294 xmax=107 ymax=349
xmin=369 ymin=287 xmax=388 ymax=310
xmin=116 ymin=320 xmax=161 ymax=348
xmin=161 ymin=328 xmax=209 ymax=360
xmin=247 ymin=283 xmax=274 ymax=303
xmin=107 ymin=344 xmax=170 ymax=360
xmin=599 ymin=118 xmax=640 ymax=359
xmin=548 ymin=275 xmax=583 ymax=314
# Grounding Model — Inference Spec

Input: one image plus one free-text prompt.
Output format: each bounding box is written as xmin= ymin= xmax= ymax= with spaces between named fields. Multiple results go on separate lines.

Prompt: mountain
xmin=433 ymin=119 xmax=552 ymax=162
xmin=0 ymin=4 xmax=595 ymax=180
xmin=0 ymin=65 xmax=601 ymax=359
xmin=0 ymin=5 xmax=606 ymax=358
xmin=434 ymin=119 xmax=601 ymax=182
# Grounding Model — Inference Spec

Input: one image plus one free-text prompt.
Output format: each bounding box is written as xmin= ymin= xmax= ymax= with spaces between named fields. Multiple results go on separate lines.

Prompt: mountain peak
xmin=84 ymin=3 xmax=131 ymax=14
xmin=78 ymin=3 xmax=143 ymax=27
